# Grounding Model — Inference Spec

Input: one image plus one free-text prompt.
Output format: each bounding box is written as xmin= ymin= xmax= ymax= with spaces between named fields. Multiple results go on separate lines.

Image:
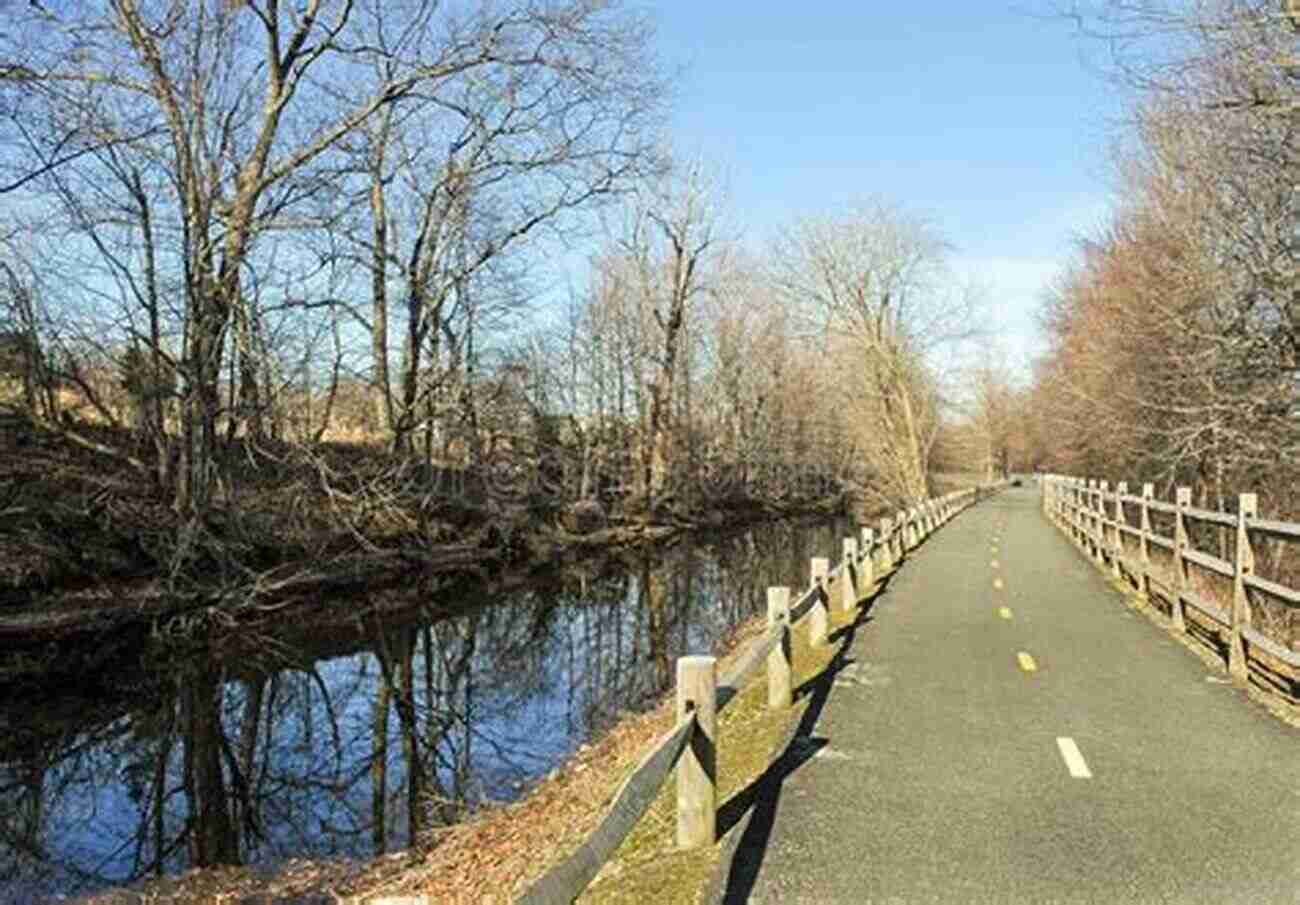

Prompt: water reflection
xmin=0 ymin=516 xmax=849 ymax=902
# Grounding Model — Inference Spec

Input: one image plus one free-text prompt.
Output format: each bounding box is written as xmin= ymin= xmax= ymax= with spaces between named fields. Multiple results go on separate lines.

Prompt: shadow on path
xmin=714 ymin=572 xmax=893 ymax=904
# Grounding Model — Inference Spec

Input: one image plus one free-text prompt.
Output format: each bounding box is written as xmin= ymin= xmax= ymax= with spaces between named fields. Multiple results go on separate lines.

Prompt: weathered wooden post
xmin=841 ymin=538 xmax=858 ymax=612
xmin=894 ymin=510 xmax=907 ymax=560
xmin=767 ymin=587 xmax=792 ymax=709
xmin=1095 ymin=481 xmax=1109 ymax=566
xmin=1074 ymin=477 xmax=1085 ymax=545
xmin=1060 ymin=478 xmax=1070 ymax=537
xmin=1139 ymin=483 xmax=1154 ymax=598
xmin=1172 ymin=486 xmax=1191 ymax=633
xmin=676 ymin=655 xmax=716 ymax=849
xmin=1070 ymin=478 xmax=1081 ymax=546
xmin=1089 ymin=479 xmax=1101 ymax=557
xmin=1229 ymin=493 xmax=1257 ymax=685
xmin=860 ymin=527 xmax=875 ymax=591
xmin=1083 ymin=478 xmax=1093 ymax=553
xmin=1074 ymin=479 xmax=1085 ymax=548
xmin=1063 ymin=479 xmax=1073 ymax=541
xmin=1077 ymin=477 xmax=1088 ymax=547
xmin=1113 ymin=481 xmax=1128 ymax=581
xmin=809 ymin=557 xmax=830 ymax=646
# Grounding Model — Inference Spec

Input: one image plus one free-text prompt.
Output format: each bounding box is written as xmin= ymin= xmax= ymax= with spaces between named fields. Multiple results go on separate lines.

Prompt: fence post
xmin=1113 ymin=481 xmax=1128 ymax=581
xmin=767 ymin=587 xmax=792 ymax=708
xmin=1080 ymin=479 xmax=1091 ymax=550
xmin=675 ymin=656 xmax=716 ymax=849
xmin=894 ymin=510 xmax=907 ymax=560
xmin=1172 ymin=486 xmax=1191 ymax=633
xmin=1229 ymin=493 xmax=1257 ymax=685
xmin=1139 ymin=483 xmax=1154 ymax=598
xmin=860 ymin=527 xmax=875 ymax=591
xmin=878 ymin=517 xmax=893 ymax=571
xmin=1067 ymin=478 xmax=1078 ymax=544
xmin=842 ymin=538 xmax=859 ymax=611
xmin=1096 ymin=481 xmax=1110 ymax=566
xmin=1078 ymin=479 xmax=1089 ymax=550
xmin=810 ymin=557 xmax=830 ymax=646
xmin=1072 ymin=477 xmax=1082 ymax=545
xmin=1061 ymin=478 xmax=1070 ymax=538
xmin=1077 ymin=477 xmax=1088 ymax=547
xmin=1091 ymin=479 xmax=1103 ymax=559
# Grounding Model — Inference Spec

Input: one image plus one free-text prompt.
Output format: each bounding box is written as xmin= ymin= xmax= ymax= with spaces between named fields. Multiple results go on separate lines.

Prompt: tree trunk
xmin=182 ymin=664 xmax=239 ymax=867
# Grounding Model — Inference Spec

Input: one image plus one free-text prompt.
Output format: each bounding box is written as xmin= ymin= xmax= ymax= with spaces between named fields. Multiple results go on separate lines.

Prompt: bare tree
xmin=627 ymin=158 xmax=722 ymax=507
xmin=771 ymin=198 xmax=982 ymax=504
xmin=0 ymin=0 xmax=664 ymax=512
xmin=1036 ymin=0 xmax=1300 ymax=496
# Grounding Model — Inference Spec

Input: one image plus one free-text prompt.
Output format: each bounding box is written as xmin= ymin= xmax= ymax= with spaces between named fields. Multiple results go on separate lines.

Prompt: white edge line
xmin=1056 ymin=737 xmax=1093 ymax=779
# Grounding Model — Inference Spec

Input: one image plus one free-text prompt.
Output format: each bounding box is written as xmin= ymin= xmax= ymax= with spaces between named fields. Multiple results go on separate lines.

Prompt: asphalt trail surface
xmin=716 ymin=486 xmax=1299 ymax=905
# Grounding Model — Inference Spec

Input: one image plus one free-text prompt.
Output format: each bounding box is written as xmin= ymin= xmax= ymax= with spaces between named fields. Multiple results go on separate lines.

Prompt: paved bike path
xmin=715 ymin=486 xmax=1299 ymax=905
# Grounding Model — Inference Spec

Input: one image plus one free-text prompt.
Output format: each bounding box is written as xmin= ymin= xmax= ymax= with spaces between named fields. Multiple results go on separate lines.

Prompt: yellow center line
xmin=1017 ymin=651 xmax=1038 ymax=672
xmin=991 ymin=559 xmax=1000 ymax=569
xmin=993 ymin=577 xmax=1005 ymax=590
xmin=998 ymin=606 xmax=1012 ymax=619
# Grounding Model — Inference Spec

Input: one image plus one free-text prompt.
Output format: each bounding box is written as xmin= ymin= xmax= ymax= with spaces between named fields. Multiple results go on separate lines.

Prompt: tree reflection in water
xmin=0 ymin=516 xmax=845 ymax=902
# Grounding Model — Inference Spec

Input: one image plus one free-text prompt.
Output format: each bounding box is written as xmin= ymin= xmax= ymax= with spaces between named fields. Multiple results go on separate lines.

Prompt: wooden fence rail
xmin=516 ymin=482 xmax=1006 ymax=905
xmin=1041 ymin=474 xmax=1300 ymax=702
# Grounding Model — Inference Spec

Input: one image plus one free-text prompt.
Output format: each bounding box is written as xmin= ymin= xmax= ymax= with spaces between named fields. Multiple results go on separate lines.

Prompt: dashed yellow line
xmin=998 ymin=606 xmax=1012 ymax=620
xmin=1017 ymin=651 xmax=1038 ymax=672
xmin=993 ymin=577 xmax=1005 ymax=590
xmin=991 ymin=559 xmax=1000 ymax=569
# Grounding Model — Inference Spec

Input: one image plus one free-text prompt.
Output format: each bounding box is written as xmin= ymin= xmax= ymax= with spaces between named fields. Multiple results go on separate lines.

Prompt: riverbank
xmin=0 ymin=411 xmax=847 ymax=650
xmin=72 ymin=565 xmax=867 ymax=905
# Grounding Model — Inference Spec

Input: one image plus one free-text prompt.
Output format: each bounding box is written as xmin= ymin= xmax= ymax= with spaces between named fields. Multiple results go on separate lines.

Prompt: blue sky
xmin=642 ymin=1 xmax=1125 ymax=373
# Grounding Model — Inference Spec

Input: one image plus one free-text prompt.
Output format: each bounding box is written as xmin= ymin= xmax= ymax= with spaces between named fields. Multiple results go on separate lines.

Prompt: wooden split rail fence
xmin=516 ymin=483 xmax=1004 ymax=905
xmin=1042 ymin=475 xmax=1300 ymax=702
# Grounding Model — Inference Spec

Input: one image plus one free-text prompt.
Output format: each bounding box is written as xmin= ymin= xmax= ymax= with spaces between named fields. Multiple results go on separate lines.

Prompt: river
xmin=0 ymin=514 xmax=852 ymax=903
